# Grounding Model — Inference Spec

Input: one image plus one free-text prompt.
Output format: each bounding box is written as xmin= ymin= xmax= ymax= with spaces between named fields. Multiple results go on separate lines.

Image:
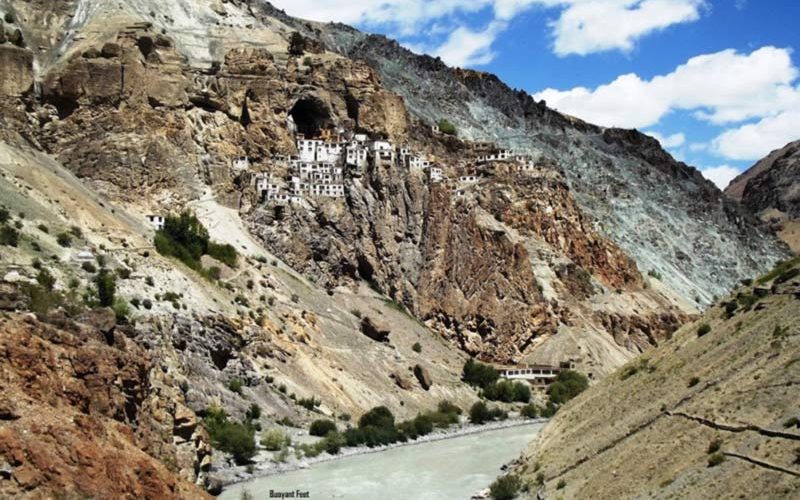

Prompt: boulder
xmin=0 ymin=45 xmax=33 ymax=96
xmin=360 ymin=316 xmax=390 ymax=342
xmin=413 ymin=364 xmax=432 ymax=390
xmin=100 ymin=42 xmax=122 ymax=58
xmin=390 ymin=372 xmax=413 ymax=390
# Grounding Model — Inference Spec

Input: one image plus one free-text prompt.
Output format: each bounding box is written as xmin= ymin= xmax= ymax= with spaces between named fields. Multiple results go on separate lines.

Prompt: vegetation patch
xmin=756 ymin=257 xmax=800 ymax=284
xmin=489 ymin=474 xmax=521 ymax=500
xmin=154 ymin=212 xmax=238 ymax=279
xmin=309 ymin=419 xmax=337 ymax=437
xmin=547 ymin=370 xmax=589 ymax=405
xmin=203 ymin=406 xmax=256 ymax=465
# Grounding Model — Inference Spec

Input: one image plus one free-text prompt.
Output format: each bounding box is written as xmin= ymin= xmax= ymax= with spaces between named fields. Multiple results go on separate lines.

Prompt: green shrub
xmin=0 ymin=225 xmax=19 ymax=247
xmin=521 ymin=403 xmax=539 ymax=419
xmin=246 ymin=403 xmax=261 ymax=421
xmin=56 ymin=232 xmax=72 ymax=247
xmin=547 ymin=371 xmax=589 ymax=406
xmin=208 ymin=242 xmax=239 ymax=268
xmin=437 ymin=400 xmax=462 ymax=416
xmin=407 ymin=413 xmax=434 ymax=438
xmin=318 ymin=431 xmax=346 ymax=455
xmin=112 ymin=298 xmax=130 ymax=322
xmin=437 ymin=118 xmax=457 ymax=136
xmin=22 ymin=283 xmax=64 ymax=315
xmin=688 ymin=376 xmax=700 ymax=387
xmin=298 ymin=396 xmax=321 ymax=411
xmin=359 ymin=406 xmax=395 ymax=430
xmin=203 ymin=406 xmax=256 ymax=465
xmin=350 ymin=309 xmax=362 ymax=318
xmin=723 ymin=301 xmax=738 ymax=318
xmin=540 ymin=401 xmax=558 ymax=418
xmin=707 ymin=452 xmax=725 ymax=467
xmin=94 ymin=269 xmax=116 ymax=307
xmin=81 ymin=262 xmax=97 ymax=273
xmin=697 ymin=323 xmax=711 ymax=337
xmin=707 ymin=438 xmax=722 ymax=454
xmin=412 ymin=342 xmax=422 ymax=353
xmin=260 ymin=428 xmax=289 ymax=451
xmin=556 ymin=479 xmax=566 ymax=490
xmin=462 ymin=358 xmax=499 ymax=389
xmin=116 ymin=267 xmax=132 ymax=279
xmin=469 ymin=402 xmax=491 ymax=424
xmin=309 ymin=419 xmax=337 ymax=437
xmin=0 ymin=207 xmax=9 ymax=223
xmin=145 ymin=276 xmax=155 ymax=287
xmin=228 ymin=378 xmax=244 ymax=395
xmin=783 ymin=417 xmax=799 ymax=428
xmin=142 ymin=298 xmax=153 ymax=310
xmin=37 ymin=224 xmax=49 ymax=234
xmin=35 ymin=268 xmax=56 ymax=291
xmin=489 ymin=474 xmax=521 ymax=500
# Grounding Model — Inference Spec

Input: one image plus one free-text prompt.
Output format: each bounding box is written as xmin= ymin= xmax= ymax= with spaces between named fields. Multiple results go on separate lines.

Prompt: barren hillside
xmin=514 ymin=259 xmax=800 ymax=499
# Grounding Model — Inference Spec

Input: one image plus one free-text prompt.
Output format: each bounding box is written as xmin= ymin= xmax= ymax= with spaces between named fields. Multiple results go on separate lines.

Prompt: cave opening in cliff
xmin=289 ymin=97 xmax=332 ymax=138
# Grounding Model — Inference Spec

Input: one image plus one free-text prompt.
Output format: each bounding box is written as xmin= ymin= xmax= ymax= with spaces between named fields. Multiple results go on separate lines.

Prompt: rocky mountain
xmin=513 ymin=259 xmax=800 ymax=499
xmin=726 ymin=140 xmax=800 ymax=253
xmin=0 ymin=0 xmax=792 ymax=496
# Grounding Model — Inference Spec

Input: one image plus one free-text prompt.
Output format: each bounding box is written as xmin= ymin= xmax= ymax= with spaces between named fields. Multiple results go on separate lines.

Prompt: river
xmin=219 ymin=422 xmax=542 ymax=500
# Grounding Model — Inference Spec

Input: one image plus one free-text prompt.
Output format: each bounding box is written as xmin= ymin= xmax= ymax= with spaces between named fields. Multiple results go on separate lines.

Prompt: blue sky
xmin=269 ymin=1 xmax=800 ymax=188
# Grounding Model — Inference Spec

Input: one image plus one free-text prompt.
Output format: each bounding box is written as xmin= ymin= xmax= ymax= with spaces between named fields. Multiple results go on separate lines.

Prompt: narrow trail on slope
xmin=666 ymin=411 xmax=800 ymax=441
xmin=723 ymin=452 xmax=800 ymax=477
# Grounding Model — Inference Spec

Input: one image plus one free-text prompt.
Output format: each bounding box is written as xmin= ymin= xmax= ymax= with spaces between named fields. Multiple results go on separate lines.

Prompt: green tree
xmin=462 ymin=358 xmax=499 ymax=389
xmin=547 ymin=370 xmax=589 ymax=406
xmin=289 ymin=32 xmax=306 ymax=56
xmin=94 ymin=268 xmax=116 ymax=307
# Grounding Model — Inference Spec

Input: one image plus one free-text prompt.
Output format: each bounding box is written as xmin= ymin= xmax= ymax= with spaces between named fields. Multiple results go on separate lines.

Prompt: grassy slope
xmin=516 ymin=263 xmax=800 ymax=499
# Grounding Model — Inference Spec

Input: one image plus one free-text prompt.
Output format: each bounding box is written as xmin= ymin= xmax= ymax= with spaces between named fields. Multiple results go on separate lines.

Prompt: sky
xmin=268 ymin=0 xmax=800 ymax=189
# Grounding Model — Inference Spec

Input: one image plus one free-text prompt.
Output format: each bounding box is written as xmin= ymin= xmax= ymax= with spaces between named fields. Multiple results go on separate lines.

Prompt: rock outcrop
xmin=0 ymin=313 xmax=210 ymax=499
xmin=726 ymin=140 xmax=800 ymax=252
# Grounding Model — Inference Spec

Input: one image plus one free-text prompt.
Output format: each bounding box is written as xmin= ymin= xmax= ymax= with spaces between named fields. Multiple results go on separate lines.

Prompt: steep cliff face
xmin=0 ymin=0 xmax=697 ymax=372
xmin=0 ymin=311 xmax=210 ymax=499
xmin=726 ymin=140 xmax=800 ymax=252
xmin=513 ymin=261 xmax=800 ymax=499
xmin=323 ymin=32 xmax=789 ymax=305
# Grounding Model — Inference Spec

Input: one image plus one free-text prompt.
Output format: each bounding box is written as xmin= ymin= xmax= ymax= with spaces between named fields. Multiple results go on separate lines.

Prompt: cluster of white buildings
xmin=250 ymin=129 xmax=544 ymax=207
xmin=255 ymin=132 xmax=448 ymax=206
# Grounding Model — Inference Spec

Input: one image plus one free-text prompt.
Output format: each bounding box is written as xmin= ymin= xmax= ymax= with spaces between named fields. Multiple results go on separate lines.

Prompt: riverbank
xmin=218 ymin=422 xmax=544 ymax=500
xmin=214 ymin=418 xmax=547 ymax=490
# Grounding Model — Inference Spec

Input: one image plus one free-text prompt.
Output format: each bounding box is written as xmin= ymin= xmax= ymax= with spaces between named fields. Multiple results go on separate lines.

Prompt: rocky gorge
xmin=0 ymin=0 xmax=794 ymax=497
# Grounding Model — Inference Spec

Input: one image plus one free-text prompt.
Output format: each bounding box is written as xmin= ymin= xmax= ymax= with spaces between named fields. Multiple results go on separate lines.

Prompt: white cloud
xmin=711 ymin=110 xmax=800 ymax=161
xmin=534 ymin=46 xmax=800 ymax=128
xmin=700 ymin=165 xmax=742 ymax=190
xmin=433 ymin=22 xmax=505 ymax=66
xmin=547 ymin=0 xmax=707 ymax=56
xmin=269 ymin=1 xmax=704 ymax=61
xmin=645 ymin=131 xmax=686 ymax=148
